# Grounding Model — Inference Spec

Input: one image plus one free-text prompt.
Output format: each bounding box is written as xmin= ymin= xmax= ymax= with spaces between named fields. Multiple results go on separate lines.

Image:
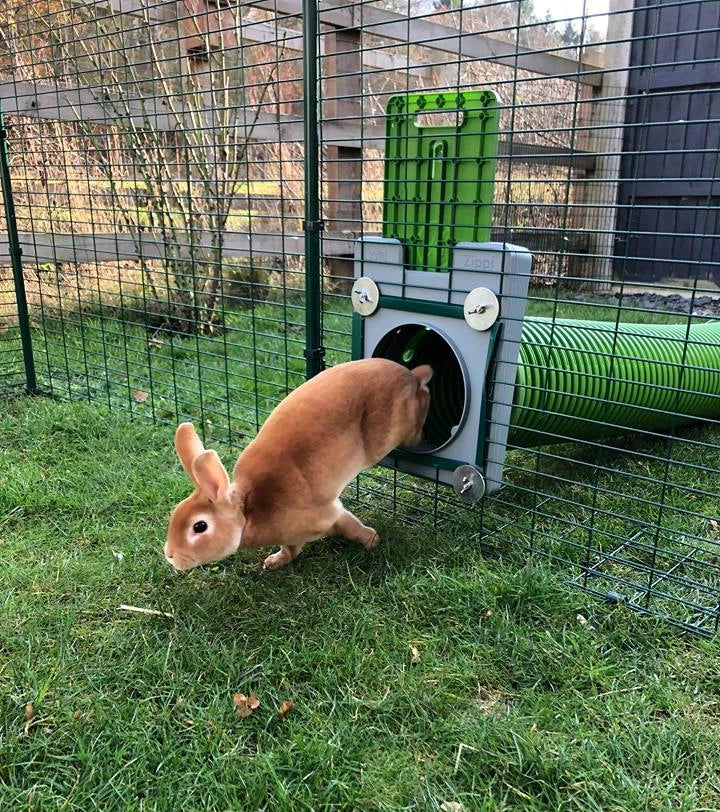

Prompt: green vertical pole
xmin=302 ymin=0 xmax=325 ymax=378
xmin=0 ymin=105 xmax=36 ymax=394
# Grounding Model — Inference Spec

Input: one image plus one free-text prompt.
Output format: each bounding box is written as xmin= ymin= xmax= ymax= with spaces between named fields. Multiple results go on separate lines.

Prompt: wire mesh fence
xmin=1 ymin=0 xmax=719 ymax=635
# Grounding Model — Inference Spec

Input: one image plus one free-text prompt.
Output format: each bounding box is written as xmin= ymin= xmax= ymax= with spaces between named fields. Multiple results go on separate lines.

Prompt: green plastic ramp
xmin=383 ymin=90 xmax=500 ymax=274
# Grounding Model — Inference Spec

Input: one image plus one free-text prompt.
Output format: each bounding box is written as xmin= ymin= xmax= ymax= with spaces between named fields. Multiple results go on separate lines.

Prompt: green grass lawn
xmin=1 ymin=395 xmax=720 ymax=811
xmin=3 ymin=288 xmax=702 ymax=440
xmin=3 ymin=287 xmax=720 ymax=631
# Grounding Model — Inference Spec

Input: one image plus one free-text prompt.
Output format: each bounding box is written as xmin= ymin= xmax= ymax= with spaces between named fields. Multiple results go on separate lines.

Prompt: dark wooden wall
xmin=615 ymin=0 xmax=720 ymax=282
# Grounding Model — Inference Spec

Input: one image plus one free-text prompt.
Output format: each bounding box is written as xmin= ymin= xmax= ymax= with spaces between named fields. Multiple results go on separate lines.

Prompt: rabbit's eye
xmin=192 ymin=520 xmax=208 ymax=534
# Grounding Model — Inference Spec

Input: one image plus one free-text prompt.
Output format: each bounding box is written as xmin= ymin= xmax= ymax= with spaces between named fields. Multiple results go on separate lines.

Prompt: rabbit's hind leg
xmin=331 ymin=505 xmax=380 ymax=550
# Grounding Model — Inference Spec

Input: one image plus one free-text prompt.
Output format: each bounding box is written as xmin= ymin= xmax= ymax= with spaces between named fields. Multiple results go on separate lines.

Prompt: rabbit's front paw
xmin=362 ymin=529 xmax=380 ymax=550
xmin=263 ymin=544 xmax=303 ymax=570
xmin=263 ymin=551 xmax=289 ymax=570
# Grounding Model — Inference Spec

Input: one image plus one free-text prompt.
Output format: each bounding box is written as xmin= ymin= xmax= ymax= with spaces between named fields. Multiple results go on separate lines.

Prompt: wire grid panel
xmin=0 ymin=272 xmax=24 ymax=390
xmin=0 ymin=0 xmax=312 ymax=447
xmin=318 ymin=0 xmax=720 ymax=636
xmin=0 ymin=1 xmax=719 ymax=634
xmin=0 ymin=185 xmax=24 ymax=389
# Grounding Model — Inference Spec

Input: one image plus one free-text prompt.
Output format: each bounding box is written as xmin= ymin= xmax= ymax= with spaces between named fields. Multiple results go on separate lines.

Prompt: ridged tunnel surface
xmin=509 ymin=319 xmax=720 ymax=447
xmin=373 ymin=323 xmax=467 ymax=452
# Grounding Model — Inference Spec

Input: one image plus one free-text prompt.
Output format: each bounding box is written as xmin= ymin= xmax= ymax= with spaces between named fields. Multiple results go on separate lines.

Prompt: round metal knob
xmin=463 ymin=288 xmax=499 ymax=331
xmin=351 ymin=277 xmax=380 ymax=316
xmin=452 ymin=464 xmax=486 ymax=504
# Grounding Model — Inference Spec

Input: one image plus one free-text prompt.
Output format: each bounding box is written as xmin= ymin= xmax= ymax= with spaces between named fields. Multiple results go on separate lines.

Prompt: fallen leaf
xmin=233 ymin=694 xmax=251 ymax=718
xmin=277 ymin=699 xmax=294 ymax=720
xmin=233 ymin=692 xmax=260 ymax=718
xmin=709 ymin=519 xmax=719 ymax=532
xmin=132 ymin=389 xmax=149 ymax=403
xmin=410 ymin=645 xmax=420 ymax=666
xmin=479 ymin=608 xmax=492 ymax=621
xmin=441 ymin=803 xmax=463 ymax=812
xmin=22 ymin=703 xmax=37 ymax=737
xmin=576 ymin=613 xmax=595 ymax=630
xmin=148 ymin=336 xmax=164 ymax=349
xmin=72 ymin=710 xmax=82 ymax=720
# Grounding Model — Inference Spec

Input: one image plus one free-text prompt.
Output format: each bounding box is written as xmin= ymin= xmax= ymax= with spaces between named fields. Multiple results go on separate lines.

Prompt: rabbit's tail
xmin=403 ymin=365 xmax=433 ymax=447
xmin=410 ymin=365 xmax=433 ymax=388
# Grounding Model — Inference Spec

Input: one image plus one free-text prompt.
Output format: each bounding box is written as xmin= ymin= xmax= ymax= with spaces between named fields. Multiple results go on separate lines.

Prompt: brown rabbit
xmin=164 ymin=358 xmax=432 ymax=571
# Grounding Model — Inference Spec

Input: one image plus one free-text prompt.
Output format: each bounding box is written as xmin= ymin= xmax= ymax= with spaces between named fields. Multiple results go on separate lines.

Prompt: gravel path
xmin=573 ymin=291 xmax=720 ymax=319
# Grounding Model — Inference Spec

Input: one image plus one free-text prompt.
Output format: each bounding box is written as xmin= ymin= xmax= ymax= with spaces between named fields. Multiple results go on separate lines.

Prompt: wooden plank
xmin=72 ymin=0 xmax=601 ymax=84
xmin=69 ymin=0 xmax=176 ymax=22
xmin=626 ymin=179 xmax=717 ymax=198
xmin=324 ymin=26 xmax=363 ymax=290
xmin=1 ymin=226 xmax=584 ymax=267
xmin=249 ymin=0 xmax=602 ymax=85
xmin=570 ymin=0 xmax=635 ymax=287
xmin=497 ymin=141 xmax=595 ymax=171
xmin=491 ymin=226 xmax=589 ymax=255
xmin=634 ymin=62 xmax=720 ymax=91
xmin=243 ymin=20 xmax=432 ymax=78
xmin=0 ymin=81 xmax=594 ymax=169
xmin=0 ymin=80 xmax=178 ymax=130
xmin=0 ymin=78 xmax=377 ymax=146
xmin=1 ymin=230 xmax=355 ymax=265
xmin=1 ymin=79 xmax=594 ymax=169
xmin=69 ymin=1 xmax=431 ymax=77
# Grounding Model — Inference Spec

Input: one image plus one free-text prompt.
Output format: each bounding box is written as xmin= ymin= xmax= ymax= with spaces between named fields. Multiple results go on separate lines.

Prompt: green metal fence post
xmin=302 ymin=0 xmax=325 ymax=378
xmin=0 ymin=104 xmax=37 ymax=394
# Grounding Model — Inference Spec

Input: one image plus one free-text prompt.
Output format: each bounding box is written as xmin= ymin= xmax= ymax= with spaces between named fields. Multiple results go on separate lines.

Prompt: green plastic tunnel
xmin=508 ymin=318 xmax=720 ymax=447
xmin=374 ymin=317 xmax=720 ymax=450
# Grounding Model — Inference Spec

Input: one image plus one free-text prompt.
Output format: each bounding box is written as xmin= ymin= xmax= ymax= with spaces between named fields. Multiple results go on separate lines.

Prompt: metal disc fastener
xmin=351 ymin=277 xmax=380 ymax=316
xmin=452 ymin=464 xmax=486 ymax=504
xmin=463 ymin=287 xmax=499 ymax=331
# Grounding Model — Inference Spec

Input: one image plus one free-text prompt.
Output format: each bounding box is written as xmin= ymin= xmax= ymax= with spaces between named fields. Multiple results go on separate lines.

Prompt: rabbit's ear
xmin=175 ymin=422 xmax=205 ymax=486
xmin=191 ymin=450 xmax=230 ymax=502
